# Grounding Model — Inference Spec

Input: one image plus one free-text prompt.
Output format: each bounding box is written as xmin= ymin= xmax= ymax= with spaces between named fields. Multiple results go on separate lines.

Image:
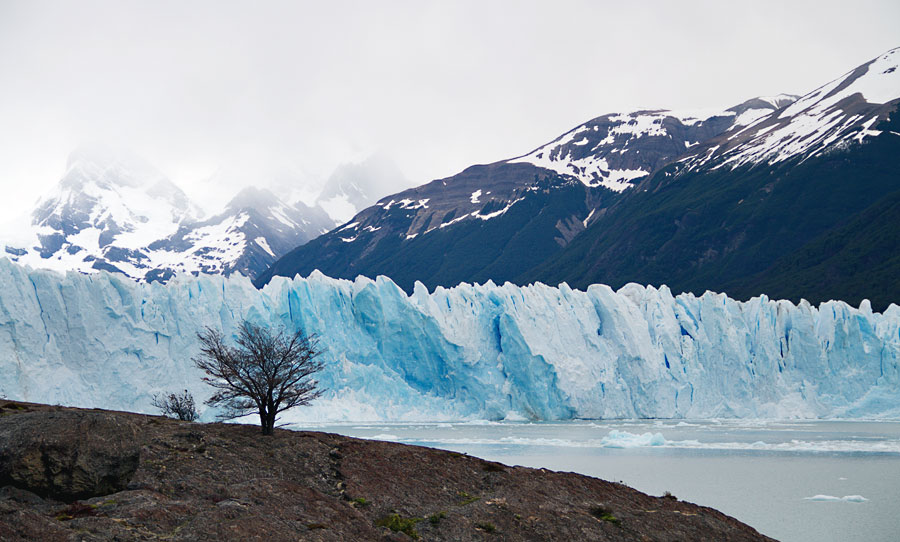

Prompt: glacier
xmin=0 ymin=257 xmax=898 ymax=422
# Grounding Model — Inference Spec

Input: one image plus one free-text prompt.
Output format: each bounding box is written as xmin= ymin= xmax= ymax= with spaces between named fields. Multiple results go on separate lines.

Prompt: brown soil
xmin=0 ymin=401 xmax=777 ymax=541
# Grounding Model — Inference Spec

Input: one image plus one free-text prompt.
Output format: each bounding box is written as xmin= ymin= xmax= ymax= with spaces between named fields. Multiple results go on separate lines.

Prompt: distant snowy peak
xmin=24 ymin=147 xmax=201 ymax=268
xmin=4 ymin=150 xmax=334 ymax=281
xmin=316 ymin=155 xmax=411 ymax=223
xmin=148 ymin=187 xmax=333 ymax=279
xmin=507 ymin=97 xmax=794 ymax=192
xmin=34 ymin=146 xmax=200 ymax=240
xmin=226 ymin=186 xmax=321 ymax=233
xmin=684 ymin=48 xmax=900 ymax=170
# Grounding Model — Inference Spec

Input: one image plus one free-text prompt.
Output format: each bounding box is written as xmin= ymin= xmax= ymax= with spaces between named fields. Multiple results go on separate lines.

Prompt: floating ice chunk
xmin=803 ymin=495 xmax=868 ymax=503
xmin=600 ymin=430 xmax=667 ymax=448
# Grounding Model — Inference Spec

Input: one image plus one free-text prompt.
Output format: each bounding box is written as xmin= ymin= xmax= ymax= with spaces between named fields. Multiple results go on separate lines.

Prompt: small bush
xmin=376 ymin=514 xmax=422 ymax=539
xmin=350 ymin=497 xmax=370 ymax=507
xmin=590 ymin=505 xmax=621 ymax=525
xmin=0 ymin=402 xmax=29 ymax=416
xmin=151 ymin=390 xmax=199 ymax=421
xmin=428 ymin=511 xmax=447 ymax=525
xmin=663 ymin=491 xmax=677 ymax=500
xmin=55 ymin=501 xmax=98 ymax=521
xmin=476 ymin=521 xmax=497 ymax=533
xmin=457 ymin=491 xmax=481 ymax=506
xmin=482 ymin=462 xmax=506 ymax=473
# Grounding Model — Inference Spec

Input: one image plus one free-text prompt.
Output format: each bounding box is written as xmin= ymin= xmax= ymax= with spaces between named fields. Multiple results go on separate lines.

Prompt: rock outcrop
xmin=0 ymin=402 xmax=776 ymax=541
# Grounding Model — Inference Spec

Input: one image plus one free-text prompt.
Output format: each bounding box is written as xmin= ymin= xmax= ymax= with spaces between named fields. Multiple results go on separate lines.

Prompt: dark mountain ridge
xmin=258 ymin=48 xmax=899 ymax=310
xmin=257 ymin=97 xmax=793 ymax=290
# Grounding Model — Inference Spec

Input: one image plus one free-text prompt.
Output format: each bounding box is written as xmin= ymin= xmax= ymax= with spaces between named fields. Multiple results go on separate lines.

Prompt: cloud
xmin=0 ymin=0 xmax=898 ymax=219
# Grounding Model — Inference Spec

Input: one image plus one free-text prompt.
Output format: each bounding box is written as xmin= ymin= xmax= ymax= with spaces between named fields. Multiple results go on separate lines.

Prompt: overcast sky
xmin=1 ymin=0 xmax=898 ymax=218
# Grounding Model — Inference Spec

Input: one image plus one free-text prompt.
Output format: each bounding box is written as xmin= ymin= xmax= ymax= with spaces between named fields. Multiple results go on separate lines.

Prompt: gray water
xmin=288 ymin=420 xmax=900 ymax=542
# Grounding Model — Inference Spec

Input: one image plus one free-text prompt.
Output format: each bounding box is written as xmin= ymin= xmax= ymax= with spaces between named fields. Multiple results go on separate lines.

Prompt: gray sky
xmin=1 ymin=0 xmax=898 ymax=217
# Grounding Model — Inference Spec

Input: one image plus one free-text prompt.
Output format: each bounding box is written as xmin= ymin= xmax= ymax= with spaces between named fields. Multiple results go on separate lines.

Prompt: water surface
xmin=289 ymin=419 xmax=900 ymax=542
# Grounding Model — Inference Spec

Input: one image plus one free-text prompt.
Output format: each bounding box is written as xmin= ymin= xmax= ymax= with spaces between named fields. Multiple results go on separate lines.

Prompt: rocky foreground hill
xmin=0 ymin=402 xmax=775 ymax=541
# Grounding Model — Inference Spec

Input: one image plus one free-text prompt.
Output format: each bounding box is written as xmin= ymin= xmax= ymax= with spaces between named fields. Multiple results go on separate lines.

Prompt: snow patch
xmin=254 ymin=236 xmax=275 ymax=257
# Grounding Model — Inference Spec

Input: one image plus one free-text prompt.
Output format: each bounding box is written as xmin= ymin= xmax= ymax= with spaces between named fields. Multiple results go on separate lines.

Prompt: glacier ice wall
xmin=0 ymin=258 xmax=898 ymax=421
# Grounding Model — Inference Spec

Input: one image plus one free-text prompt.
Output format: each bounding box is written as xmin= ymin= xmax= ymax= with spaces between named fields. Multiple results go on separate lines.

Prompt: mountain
xmin=315 ymin=154 xmax=411 ymax=223
xmin=505 ymin=95 xmax=798 ymax=191
xmin=2 ymin=261 xmax=898 ymax=421
xmin=257 ymin=98 xmax=793 ymax=289
xmin=258 ymin=49 xmax=899 ymax=310
xmin=531 ymin=47 xmax=900 ymax=310
xmin=145 ymin=187 xmax=335 ymax=281
xmin=2 ymin=147 xmax=334 ymax=281
xmin=682 ymin=49 xmax=899 ymax=170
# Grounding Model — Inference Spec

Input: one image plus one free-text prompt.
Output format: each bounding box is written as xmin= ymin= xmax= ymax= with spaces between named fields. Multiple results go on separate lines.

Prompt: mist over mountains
xmin=0 ymin=146 xmax=408 ymax=281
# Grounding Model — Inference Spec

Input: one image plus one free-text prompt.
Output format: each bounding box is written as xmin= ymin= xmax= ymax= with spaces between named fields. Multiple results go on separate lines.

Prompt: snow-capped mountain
xmin=315 ymin=154 xmax=411 ymax=223
xmin=3 ymin=147 xmax=335 ymax=281
xmin=683 ymin=48 xmax=900 ymax=170
xmin=507 ymin=96 xmax=797 ymax=192
xmin=148 ymin=187 xmax=334 ymax=280
xmin=260 ymin=48 xmax=900 ymax=311
xmin=257 ymin=97 xmax=799 ymax=289
xmin=531 ymin=48 xmax=900 ymax=310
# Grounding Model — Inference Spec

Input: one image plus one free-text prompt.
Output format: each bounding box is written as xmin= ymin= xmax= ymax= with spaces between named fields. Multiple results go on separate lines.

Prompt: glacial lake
xmin=287 ymin=419 xmax=900 ymax=542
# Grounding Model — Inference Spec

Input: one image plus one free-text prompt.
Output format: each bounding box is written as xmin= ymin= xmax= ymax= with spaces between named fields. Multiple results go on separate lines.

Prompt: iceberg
xmin=599 ymin=430 xmax=667 ymax=448
xmin=0 ymin=258 xmax=898 ymax=422
xmin=803 ymin=495 xmax=869 ymax=503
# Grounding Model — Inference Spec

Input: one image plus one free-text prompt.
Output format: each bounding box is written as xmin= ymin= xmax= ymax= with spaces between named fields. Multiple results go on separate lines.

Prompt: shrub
xmin=151 ymin=390 xmax=199 ymax=421
xmin=55 ymin=501 xmax=98 ymax=521
xmin=589 ymin=505 xmax=621 ymax=525
xmin=376 ymin=514 xmax=422 ymax=539
xmin=457 ymin=491 xmax=480 ymax=506
xmin=476 ymin=521 xmax=497 ymax=533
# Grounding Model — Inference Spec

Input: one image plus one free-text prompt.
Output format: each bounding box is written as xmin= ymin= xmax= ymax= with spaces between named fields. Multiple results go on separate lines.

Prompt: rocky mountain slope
xmin=258 ymin=48 xmax=899 ymax=310
xmin=256 ymin=96 xmax=793 ymax=289
xmin=0 ymin=402 xmax=775 ymax=542
xmin=532 ymin=47 xmax=900 ymax=310
xmin=2 ymin=147 xmax=335 ymax=282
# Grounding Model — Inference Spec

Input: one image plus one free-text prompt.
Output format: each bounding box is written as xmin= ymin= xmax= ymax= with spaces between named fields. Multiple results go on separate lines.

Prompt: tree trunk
xmin=261 ymin=410 xmax=276 ymax=435
xmin=258 ymin=409 xmax=266 ymax=434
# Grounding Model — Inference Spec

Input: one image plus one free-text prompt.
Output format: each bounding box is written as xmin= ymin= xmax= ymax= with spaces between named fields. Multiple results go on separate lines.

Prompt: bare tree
xmin=193 ymin=320 xmax=325 ymax=435
xmin=151 ymin=389 xmax=199 ymax=421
